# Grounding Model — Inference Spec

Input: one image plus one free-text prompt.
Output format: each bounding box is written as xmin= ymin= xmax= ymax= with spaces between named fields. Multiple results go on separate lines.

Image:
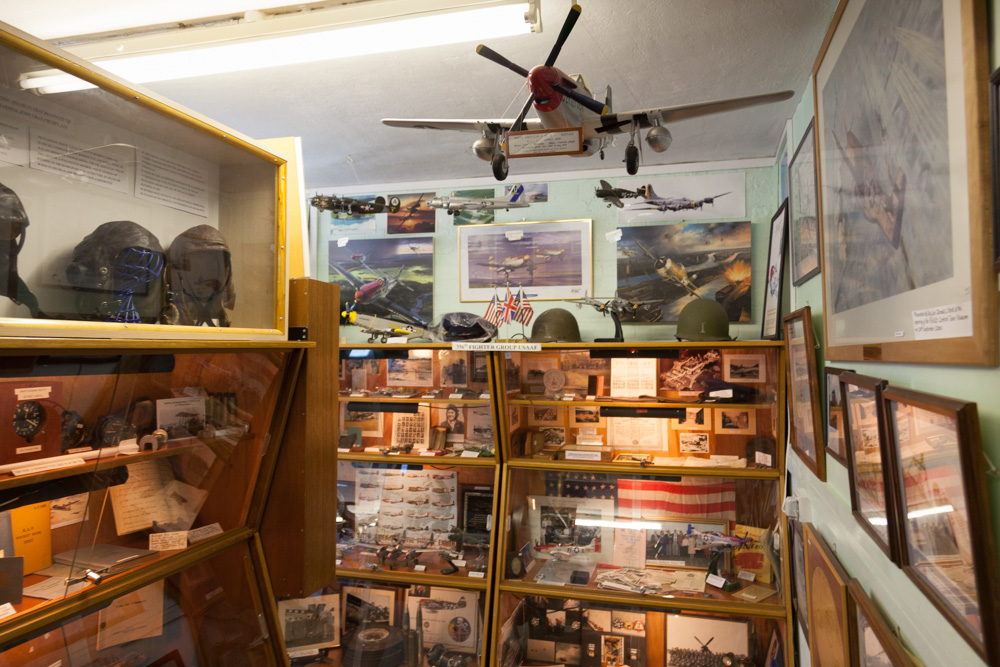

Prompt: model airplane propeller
xmin=383 ymin=4 xmax=793 ymax=181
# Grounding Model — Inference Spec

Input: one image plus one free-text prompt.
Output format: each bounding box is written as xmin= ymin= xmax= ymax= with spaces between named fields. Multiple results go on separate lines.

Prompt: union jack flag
xmin=484 ymin=292 xmax=503 ymax=326
xmin=513 ymin=288 xmax=534 ymax=326
xmin=500 ymin=287 xmax=519 ymax=324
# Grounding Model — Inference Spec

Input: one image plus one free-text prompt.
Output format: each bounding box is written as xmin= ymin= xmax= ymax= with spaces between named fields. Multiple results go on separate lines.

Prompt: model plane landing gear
xmin=599 ymin=148 xmax=605 ymax=160
xmin=625 ymin=144 xmax=639 ymax=175
xmin=492 ymin=153 xmax=508 ymax=181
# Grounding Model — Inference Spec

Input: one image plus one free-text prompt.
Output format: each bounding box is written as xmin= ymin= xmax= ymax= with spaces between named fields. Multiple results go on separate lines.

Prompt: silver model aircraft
xmin=628 ymin=184 xmax=730 ymax=212
xmin=382 ymin=5 xmax=792 ymax=181
xmin=427 ymin=184 xmax=530 ymax=215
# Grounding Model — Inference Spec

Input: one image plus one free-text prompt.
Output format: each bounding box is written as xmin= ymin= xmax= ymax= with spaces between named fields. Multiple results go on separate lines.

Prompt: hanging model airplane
xmin=310 ymin=194 xmax=400 ymax=217
xmin=382 ymin=4 xmax=793 ymax=181
xmin=427 ymin=184 xmax=531 ymax=215
xmin=627 ymin=184 xmax=730 ymax=212
xmin=595 ymin=180 xmax=646 ymax=208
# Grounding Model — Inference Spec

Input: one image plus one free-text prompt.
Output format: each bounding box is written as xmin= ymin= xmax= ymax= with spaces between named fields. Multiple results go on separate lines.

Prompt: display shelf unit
xmin=315 ymin=344 xmax=503 ymax=667
xmin=0 ymin=337 xmax=310 ymax=663
xmin=491 ymin=342 xmax=792 ymax=666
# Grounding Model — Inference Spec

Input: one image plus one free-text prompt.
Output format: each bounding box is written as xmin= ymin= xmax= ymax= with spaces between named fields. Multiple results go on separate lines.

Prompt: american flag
xmin=500 ymin=287 xmax=519 ymax=324
xmin=484 ymin=292 xmax=503 ymax=326
xmin=617 ymin=477 xmax=736 ymax=522
xmin=513 ymin=287 xmax=534 ymax=326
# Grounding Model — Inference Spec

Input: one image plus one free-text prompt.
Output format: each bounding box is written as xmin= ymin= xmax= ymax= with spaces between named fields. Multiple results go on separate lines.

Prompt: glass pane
xmin=845 ymin=382 xmax=889 ymax=542
xmin=503 ymin=469 xmax=783 ymax=609
xmin=0 ymin=39 xmax=279 ymax=332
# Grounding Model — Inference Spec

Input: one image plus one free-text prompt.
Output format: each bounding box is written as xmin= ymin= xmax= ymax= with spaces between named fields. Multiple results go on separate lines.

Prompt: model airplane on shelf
xmin=382 ymin=4 xmax=793 ymax=181
xmin=352 ymin=313 xmax=428 ymax=343
xmin=309 ymin=193 xmax=400 ymax=217
xmin=682 ymin=524 xmax=747 ymax=554
xmin=427 ymin=184 xmax=531 ymax=215
xmin=595 ymin=180 xmax=647 ymax=208
xmin=567 ymin=292 xmax=663 ymax=342
xmin=627 ymin=185 xmax=730 ymax=212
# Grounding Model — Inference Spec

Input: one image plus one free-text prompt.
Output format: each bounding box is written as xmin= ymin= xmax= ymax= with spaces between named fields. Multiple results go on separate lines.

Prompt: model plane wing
xmin=382 ymin=118 xmax=544 ymax=133
xmin=587 ymin=90 xmax=794 ymax=135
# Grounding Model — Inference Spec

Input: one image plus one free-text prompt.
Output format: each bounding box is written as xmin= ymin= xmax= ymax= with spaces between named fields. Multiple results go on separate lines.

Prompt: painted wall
xmin=309 ymin=4 xmax=1000 ymax=666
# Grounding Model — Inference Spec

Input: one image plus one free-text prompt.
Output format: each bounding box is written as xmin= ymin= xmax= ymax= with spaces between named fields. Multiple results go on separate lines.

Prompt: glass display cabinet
xmin=0 ymin=339 xmax=307 ymax=659
xmin=492 ymin=342 xmax=790 ymax=666
xmin=0 ymin=21 xmax=288 ymax=339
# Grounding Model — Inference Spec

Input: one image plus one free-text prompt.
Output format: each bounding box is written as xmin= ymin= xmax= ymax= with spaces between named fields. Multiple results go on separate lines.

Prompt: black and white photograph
xmin=528 ymin=406 xmax=563 ymax=427
xmin=671 ymin=407 xmax=711 ymax=432
xmin=665 ymin=614 xmax=750 ymax=665
xmin=439 ymin=350 xmax=469 ymax=387
xmin=659 ymin=349 xmax=722 ymax=392
xmin=341 ymin=586 xmax=396 ymax=632
xmin=155 ymin=396 xmax=206 ymax=440
xmin=644 ymin=517 xmax=727 ymax=569
xmin=715 ymin=408 xmax=757 ymax=435
xmin=277 ymin=594 xmax=340 ymax=651
xmin=571 ymin=406 xmax=602 ymax=426
xmin=723 ymin=354 xmax=766 ymax=383
xmin=442 ymin=404 xmax=465 ymax=443
xmin=386 ymin=356 xmax=434 ymax=387
xmin=678 ymin=432 xmax=710 ymax=454
xmin=528 ymin=495 xmax=614 ymax=564
xmin=465 ymin=405 xmax=494 ymax=447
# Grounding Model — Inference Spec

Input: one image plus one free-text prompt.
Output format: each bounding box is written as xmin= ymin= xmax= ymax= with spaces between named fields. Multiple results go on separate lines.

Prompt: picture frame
xmin=677 ymin=432 xmax=711 ymax=455
xmin=882 ymin=386 xmax=1000 ymax=663
xmin=788 ymin=119 xmax=821 ymax=285
xmin=386 ymin=355 xmax=434 ymax=387
xmin=438 ymin=349 xmax=469 ymax=387
xmin=460 ymin=485 xmax=494 ymax=535
xmin=723 ymin=354 xmax=767 ymax=384
xmin=991 ymin=67 xmax=1000 ymax=272
xmin=803 ymin=523 xmax=852 ymax=667
xmin=840 ymin=371 xmax=898 ymax=562
xmin=824 ymin=366 xmax=852 ymax=466
xmin=570 ymin=405 xmax=603 ymax=427
xmin=277 ymin=593 xmax=341 ymax=651
xmin=457 ymin=219 xmax=592 ymax=301
xmin=527 ymin=406 xmax=564 ymax=428
xmin=788 ymin=518 xmax=809 ymax=643
xmin=528 ymin=495 xmax=615 ymax=563
xmin=670 ymin=407 xmax=711 ymax=432
xmin=814 ymin=0 xmax=996 ymax=365
xmin=713 ymin=408 xmax=756 ymax=436
xmin=784 ymin=307 xmax=826 ymax=481
xmin=761 ymin=200 xmax=788 ymax=340
xmin=777 ymin=117 xmax=793 ymax=202
xmin=847 ymin=580 xmax=916 ymax=667
xmin=643 ymin=516 xmax=729 ymax=570
xmin=665 ymin=614 xmax=751 ymax=666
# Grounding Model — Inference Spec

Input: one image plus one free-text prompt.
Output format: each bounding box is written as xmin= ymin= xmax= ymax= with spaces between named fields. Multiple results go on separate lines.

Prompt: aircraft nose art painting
xmin=617 ymin=221 xmax=752 ymax=323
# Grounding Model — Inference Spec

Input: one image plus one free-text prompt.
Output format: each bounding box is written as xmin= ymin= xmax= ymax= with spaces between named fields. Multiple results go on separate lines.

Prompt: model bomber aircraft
xmin=310 ymin=194 xmax=400 ymax=217
xmin=568 ymin=292 xmax=663 ymax=341
xmin=427 ymin=184 xmax=531 ymax=215
xmin=628 ymin=184 xmax=730 ymax=212
xmin=382 ymin=5 xmax=793 ymax=181
xmin=595 ymin=180 xmax=646 ymax=208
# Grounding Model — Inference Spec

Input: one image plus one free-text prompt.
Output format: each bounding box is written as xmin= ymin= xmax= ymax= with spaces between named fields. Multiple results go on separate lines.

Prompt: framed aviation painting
xmin=813 ymin=0 xmax=996 ymax=365
xmin=784 ymin=307 xmax=826 ymax=481
xmin=788 ymin=119 xmax=820 ymax=285
xmin=457 ymin=219 xmax=592 ymax=301
xmin=761 ymin=200 xmax=788 ymax=340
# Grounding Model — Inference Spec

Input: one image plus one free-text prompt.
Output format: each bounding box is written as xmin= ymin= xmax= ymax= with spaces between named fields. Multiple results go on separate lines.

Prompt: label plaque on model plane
xmin=506 ymin=128 xmax=583 ymax=157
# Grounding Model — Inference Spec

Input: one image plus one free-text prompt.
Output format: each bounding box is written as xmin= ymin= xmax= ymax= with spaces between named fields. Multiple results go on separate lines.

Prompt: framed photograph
xmin=765 ymin=626 xmax=784 ymax=667
xmin=814 ymin=0 xmax=996 ymax=365
xmin=390 ymin=405 xmax=430 ymax=449
xmin=788 ymin=518 xmax=809 ymax=643
xmin=804 ymin=523 xmax=852 ymax=667
xmin=521 ymin=355 xmax=560 ymax=393
xmin=643 ymin=516 xmax=729 ymax=570
xmin=438 ymin=350 xmax=469 ymax=387
xmin=277 ymin=594 xmax=340 ymax=651
xmin=788 ymin=119 xmax=821 ymax=285
xmin=508 ymin=405 xmax=521 ymax=431
xmin=341 ymin=585 xmax=397 ymax=632
xmin=341 ymin=403 xmax=383 ymax=437
xmin=670 ymin=407 xmax=711 ymax=431
xmin=386 ymin=356 xmax=434 ymax=387
xmin=824 ymin=367 xmax=851 ymax=466
xmin=840 ymin=371 xmax=897 ymax=562
xmin=848 ymin=580 xmax=916 ymax=667
xmin=777 ymin=117 xmax=792 ymax=202
xmin=678 ymin=432 xmax=711 ymax=455
xmin=714 ymin=408 xmax=756 ymax=436
xmin=539 ymin=427 xmax=566 ymax=449
xmin=570 ymin=405 xmax=603 ymax=427
xmin=527 ymin=406 xmax=563 ymax=427
xmin=665 ymin=614 xmax=751 ymax=666
xmin=387 ymin=191 xmax=435 ymax=234
xmin=991 ymin=67 xmax=1000 ymax=272
xmin=723 ymin=354 xmax=767 ymax=383
xmin=617 ymin=221 xmax=753 ymax=323
xmin=784 ymin=307 xmax=826 ymax=481
xmin=440 ymin=404 xmax=465 ymax=443
xmin=460 ymin=485 xmax=494 ymax=535
xmin=883 ymin=386 xmax=999 ymax=662
xmin=457 ymin=219 xmax=592 ymax=301
xmin=761 ymin=200 xmax=788 ymax=340
xmin=528 ymin=495 xmax=615 ymax=563
xmin=470 ymin=352 xmax=489 ymax=384
xmin=465 ymin=405 xmax=494 ymax=446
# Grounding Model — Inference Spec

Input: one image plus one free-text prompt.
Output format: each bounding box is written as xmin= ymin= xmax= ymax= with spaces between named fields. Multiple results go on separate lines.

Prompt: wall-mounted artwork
xmin=458 ymin=219 xmax=591 ymax=301
xmin=327 ymin=237 xmax=433 ymax=324
xmin=804 ymin=523 xmax=852 ymax=667
xmin=814 ymin=0 xmax=995 ymax=365
xmin=788 ymin=119 xmax=821 ymax=285
xmin=450 ymin=188 xmax=497 ymax=226
xmin=506 ymin=182 xmax=548 ymax=203
xmin=387 ymin=192 xmax=435 ymax=234
xmin=616 ymin=172 xmax=746 ymax=223
xmin=617 ymin=221 xmax=752 ymax=323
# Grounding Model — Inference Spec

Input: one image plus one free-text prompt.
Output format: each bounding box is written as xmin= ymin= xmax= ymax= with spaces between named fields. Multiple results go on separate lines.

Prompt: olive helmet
xmin=529 ymin=308 xmax=582 ymax=343
xmin=675 ymin=298 xmax=733 ymax=341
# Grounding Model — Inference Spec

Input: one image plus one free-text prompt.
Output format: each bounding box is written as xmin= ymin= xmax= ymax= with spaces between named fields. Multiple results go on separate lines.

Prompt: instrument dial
xmin=13 ymin=400 xmax=45 ymax=442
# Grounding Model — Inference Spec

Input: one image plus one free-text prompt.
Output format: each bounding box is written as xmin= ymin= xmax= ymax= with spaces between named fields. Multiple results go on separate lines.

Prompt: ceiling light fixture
xmin=19 ymin=0 xmax=541 ymax=94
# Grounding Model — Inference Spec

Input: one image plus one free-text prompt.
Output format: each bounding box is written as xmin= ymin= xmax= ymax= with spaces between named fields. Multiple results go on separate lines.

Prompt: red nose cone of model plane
xmin=527 ymin=65 xmax=563 ymax=112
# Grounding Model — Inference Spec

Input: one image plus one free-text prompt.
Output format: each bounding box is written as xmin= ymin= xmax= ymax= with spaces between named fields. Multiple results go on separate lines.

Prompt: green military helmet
xmin=675 ymin=298 xmax=733 ymax=341
xmin=529 ymin=307 xmax=582 ymax=343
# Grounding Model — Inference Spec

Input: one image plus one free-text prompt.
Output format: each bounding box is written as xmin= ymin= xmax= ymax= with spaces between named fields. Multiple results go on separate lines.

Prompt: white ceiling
xmin=3 ymin=0 xmax=839 ymax=189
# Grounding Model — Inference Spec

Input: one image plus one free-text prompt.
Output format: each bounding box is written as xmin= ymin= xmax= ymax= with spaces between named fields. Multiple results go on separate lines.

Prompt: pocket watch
xmin=13 ymin=400 xmax=45 ymax=442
